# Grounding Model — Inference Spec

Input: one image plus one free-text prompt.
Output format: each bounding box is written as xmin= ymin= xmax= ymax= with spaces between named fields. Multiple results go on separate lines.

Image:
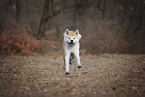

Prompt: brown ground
xmin=0 ymin=54 xmax=145 ymax=97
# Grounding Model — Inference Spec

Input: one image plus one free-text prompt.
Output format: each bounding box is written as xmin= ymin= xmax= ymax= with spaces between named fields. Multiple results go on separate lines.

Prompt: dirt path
xmin=0 ymin=54 xmax=145 ymax=97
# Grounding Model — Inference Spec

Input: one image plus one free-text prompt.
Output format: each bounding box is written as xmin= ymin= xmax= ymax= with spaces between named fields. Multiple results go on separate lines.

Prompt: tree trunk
xmin=38 ymin=15 xmax=47 ymax=36
xmin=133 ymin=2 xmax=143 ymax=33
xmin=56 ymin=0 xmax=63 ymax=40
xmin=38 ymin=0 xmax=49 ymax=36
xmin=97 ymin=0 xmax=106 ymax=18
xmin=16 ymin=0 xmax=21 ymax=23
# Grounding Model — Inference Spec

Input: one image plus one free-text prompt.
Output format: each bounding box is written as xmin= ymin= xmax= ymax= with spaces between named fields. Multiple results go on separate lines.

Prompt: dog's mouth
xmin=68 ymin=42 xmax=75 ymax=47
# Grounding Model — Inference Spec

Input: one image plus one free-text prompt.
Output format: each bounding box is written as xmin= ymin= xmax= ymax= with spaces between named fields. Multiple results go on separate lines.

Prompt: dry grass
xmin=0 ymin=32 xmax=36 ymax=55
xmin=0 ymin=21 xmax=59 ymax=55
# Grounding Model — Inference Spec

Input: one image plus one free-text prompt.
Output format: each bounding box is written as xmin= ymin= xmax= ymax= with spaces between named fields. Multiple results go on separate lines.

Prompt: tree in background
xmin=38 ymin=0 xmax=63 ymax=36
xmin=38 ymin=0 xmax=94 ymax=36
xmin=0 ymin=0 xmax=21 ymax=33
xmin=15 ymin=0 xmax=21 ymax=23
xmin=0 ymin=0 xmax=144 ymax=54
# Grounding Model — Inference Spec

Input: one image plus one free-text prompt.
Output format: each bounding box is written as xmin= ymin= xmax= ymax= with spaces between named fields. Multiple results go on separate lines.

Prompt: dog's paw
xmin=77 ymin=65 xmax=82 ymax=68
xmin=65 ymin=72 xmax=70 ymax=75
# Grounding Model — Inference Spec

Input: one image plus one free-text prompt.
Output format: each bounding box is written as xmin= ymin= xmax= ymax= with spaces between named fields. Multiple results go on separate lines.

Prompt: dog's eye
xmin=73 ymin=38 xmax=75 ymax=39
xmin=69 ymin=38 xmax=71 ymax=39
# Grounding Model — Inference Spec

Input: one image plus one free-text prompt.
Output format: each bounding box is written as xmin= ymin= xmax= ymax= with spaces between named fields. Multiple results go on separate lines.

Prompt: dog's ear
xmin=76 ymin=29 xmax=81 ymax=40
xmin=78 ymin=34 xmax=82 ymax=40
xmin=75 ymin=29 xmax=79 ymax=35
xmin=65 ymin=29 xmax=69 ymax=35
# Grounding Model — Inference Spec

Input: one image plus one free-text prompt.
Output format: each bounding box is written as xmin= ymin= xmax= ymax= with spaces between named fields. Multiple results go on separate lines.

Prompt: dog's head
xmin=63 ymin=29 xmax=82 ymax=47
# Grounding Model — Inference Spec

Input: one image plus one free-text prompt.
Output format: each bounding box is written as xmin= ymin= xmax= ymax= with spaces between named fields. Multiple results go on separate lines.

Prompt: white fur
xmin=62 ymin=29 xmax=82 ymax=74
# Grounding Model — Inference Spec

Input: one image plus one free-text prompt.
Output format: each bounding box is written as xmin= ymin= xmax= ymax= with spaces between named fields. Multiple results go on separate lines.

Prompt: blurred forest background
xmin=0 ymin=0 xmax=145 ymax=55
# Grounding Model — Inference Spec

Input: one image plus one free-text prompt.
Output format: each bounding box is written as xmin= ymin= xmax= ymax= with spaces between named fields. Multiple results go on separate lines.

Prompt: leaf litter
xmin=0 ymin=54 xmax=145 ymax=97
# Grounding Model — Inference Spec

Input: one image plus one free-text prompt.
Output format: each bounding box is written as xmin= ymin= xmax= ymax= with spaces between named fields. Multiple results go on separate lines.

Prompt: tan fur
xmin=69 ymin=31 xmax=76 ymax=36
xmin=65 ymin=31 xmax=78 ymax=38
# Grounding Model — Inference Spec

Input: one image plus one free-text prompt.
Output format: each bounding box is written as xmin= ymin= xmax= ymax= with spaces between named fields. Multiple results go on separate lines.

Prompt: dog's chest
xmin=64 ymin=42 xmax=79 ymax=51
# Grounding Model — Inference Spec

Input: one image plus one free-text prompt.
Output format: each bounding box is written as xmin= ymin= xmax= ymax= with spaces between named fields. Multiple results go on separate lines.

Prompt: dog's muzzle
xmin=68 ymin=42 xmax=75 ymax=47
xmin=68 ymin=40 xmax=75 ymax=47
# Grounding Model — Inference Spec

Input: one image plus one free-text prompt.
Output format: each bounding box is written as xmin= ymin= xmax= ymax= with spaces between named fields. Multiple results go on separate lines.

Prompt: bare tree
xmin=74 ymin=0 xmax=94 ymax=28
xmin=133 ymin=0 xmax=144 ymax=33
xmin=97 ymin=0 xmax=106 ymax=18
xmin=0 ymin=0 xmax=15 ymax=33
xmin=38 ymin=0 xmax=94 ymax=36
xmin=15 ymin=0 xmax=21 ymax=23
xmin=38 ymin=0 xmax=62 ymax=36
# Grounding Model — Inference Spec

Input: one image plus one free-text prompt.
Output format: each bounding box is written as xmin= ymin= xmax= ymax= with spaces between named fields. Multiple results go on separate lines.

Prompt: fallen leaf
xmin=21 ymin=72 xmax=24 ymax=74
xmin=76 ymin=90 xmax=81 ymax=94
xmin=25 ymin=86 xmax=30 ymax=90
xmin=132 ymin=86 xmax=137 ymax=90
xmin=35 ymin=84 xmax=38 ymax=86
xmin=133 ymin=68 xmax=140 ymax=73
xmin=72 ymin=82 xmax=75 ymax=85
xmin=78 ymin=71 xmax=81 ymax=75
xmin=56 ymin=78 xmax=59 ymax=80
xmin=101 ymin=60 xmax=104 ymax=63
xmin=58 ymin=92 xmax=62 ymax=95
xmin=79 ymin=83 xmax=83 ymax=86
xmin=44 ymin=89 xmax=47 ymax=92
xmin=14 ymin=74 xmax=17 ymax=76
xmin=108 ymin=73 xmax=114 ymax=76
xmin=72 ymin=88 xmax=76 ymax=91
xmin=8 ymin=60 xmax=10 ymax=63
xmin=90 ymin=60 xmax=94 ymax=63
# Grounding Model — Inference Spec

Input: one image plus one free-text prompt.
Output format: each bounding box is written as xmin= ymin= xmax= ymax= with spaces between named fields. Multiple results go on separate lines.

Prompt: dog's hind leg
xmin=63 ymin=57 xmax=65 ymax=70
xmin=69 ymin=53 xmax=74 ymax=64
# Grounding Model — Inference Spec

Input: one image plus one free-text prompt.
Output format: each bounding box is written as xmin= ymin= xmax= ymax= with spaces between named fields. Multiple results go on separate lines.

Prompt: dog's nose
xmin=71 ymin=40 xmax=73 ymax=43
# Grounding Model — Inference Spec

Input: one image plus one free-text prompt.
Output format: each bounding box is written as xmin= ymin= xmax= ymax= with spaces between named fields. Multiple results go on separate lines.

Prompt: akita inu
xmin=62 ymin=29 xmax=82 ymax=75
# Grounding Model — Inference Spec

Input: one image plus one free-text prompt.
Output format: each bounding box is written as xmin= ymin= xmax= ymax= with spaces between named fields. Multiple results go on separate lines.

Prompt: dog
xmin=62 ymin=29 xmax=82 ymax=75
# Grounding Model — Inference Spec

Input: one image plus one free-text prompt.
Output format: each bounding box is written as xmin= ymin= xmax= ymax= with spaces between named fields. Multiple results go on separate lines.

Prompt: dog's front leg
xmin=65 ymin=54 xmax=70 ymax=75
xmin=74 ymin=51 xmax=82 ymax=68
